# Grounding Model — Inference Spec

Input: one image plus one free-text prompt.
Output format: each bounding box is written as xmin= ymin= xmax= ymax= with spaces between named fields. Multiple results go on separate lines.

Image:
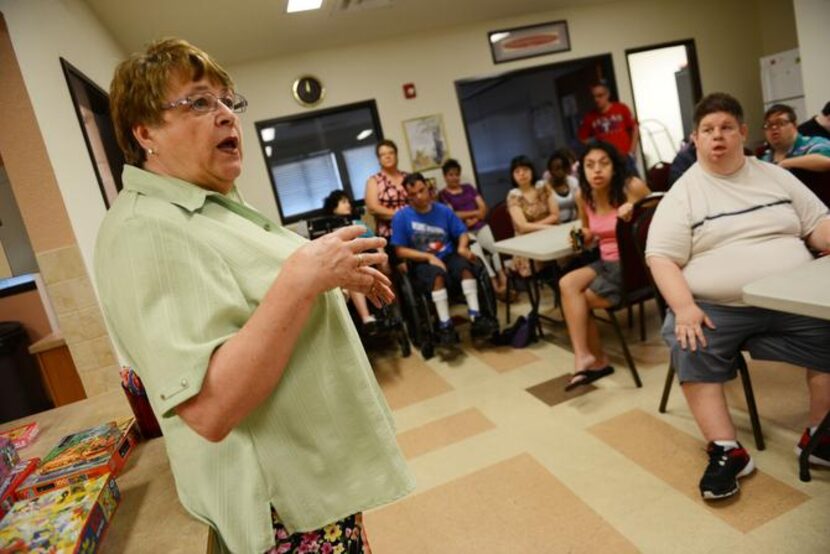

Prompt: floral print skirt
xmin=266 ymin=511 xmax=371 ymax=554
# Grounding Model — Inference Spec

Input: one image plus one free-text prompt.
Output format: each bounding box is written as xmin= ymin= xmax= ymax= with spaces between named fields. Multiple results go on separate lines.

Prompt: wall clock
xmin=292 ymin=75 xmax=325 ymax=107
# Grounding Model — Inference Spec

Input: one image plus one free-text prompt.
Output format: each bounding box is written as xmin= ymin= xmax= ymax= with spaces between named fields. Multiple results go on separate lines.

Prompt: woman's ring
xmin=356 ymin=253 xmax=365 ymax=267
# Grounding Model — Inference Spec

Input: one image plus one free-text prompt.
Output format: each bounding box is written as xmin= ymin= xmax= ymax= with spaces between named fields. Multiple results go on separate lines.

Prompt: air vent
xmin=333 ymin=0 xmax=394 ymax=12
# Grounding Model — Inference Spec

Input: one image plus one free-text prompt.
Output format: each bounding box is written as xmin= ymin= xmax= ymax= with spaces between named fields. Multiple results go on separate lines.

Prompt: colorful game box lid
xmin=15 ymin=418 xmax=138 ymax=501
xmin=0 ymin=472 xmax=120 ymax=554
xmin=0 ymin=458 xmax=39 ymax=520
xmin=0 ymin=423 xmax=40 ymax=451
xmin=0 ymin=439 xmax=19 ymax=484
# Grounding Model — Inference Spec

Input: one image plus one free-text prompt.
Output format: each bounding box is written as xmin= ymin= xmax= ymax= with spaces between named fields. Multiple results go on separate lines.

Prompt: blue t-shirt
xmin=390 ymin=203 xmax=468 ymax=260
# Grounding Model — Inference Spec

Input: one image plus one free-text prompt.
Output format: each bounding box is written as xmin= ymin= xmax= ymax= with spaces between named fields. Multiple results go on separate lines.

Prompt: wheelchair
xmin=394 ymin=256 xmax=499 ymax=360
xmin=307 ymin=214 xmax=411 ymax=358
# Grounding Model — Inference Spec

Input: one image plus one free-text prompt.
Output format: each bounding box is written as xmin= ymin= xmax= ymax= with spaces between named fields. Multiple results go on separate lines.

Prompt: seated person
xmin=438 ymin=158 xmax=508 ymax=297
xmin=506 ymin=155 xmax=560 ymax=278
xmin=797 ymin=101 xmax=830 ymax=140
xmin=760 ymin=103 xmax=830 ymax=172
xmin=543 ymin=149 xmax=580 ymax=223
xmin=668 ymin=139 xmax=697 ymax=187
xmin=560 ymin=141 xmax=649 ymax=392
xmin=322 ymin=190 xmax=380 ymax=334
xmin=392 ymin=173 xmax=496 ymax=342
xmin=646 ymin=93 xmax=830 ymax=501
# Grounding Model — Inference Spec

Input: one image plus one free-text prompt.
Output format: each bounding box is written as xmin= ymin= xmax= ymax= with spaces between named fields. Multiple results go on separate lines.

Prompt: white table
xmin=492 ymin=223 xmax=578 ymax=261
xmin=742 ymin=255 xmax=830 ymax=320
xmin=492 ymin=224 xmax=579 ymax=330
xmin=742 ymin=255 xmax=830 ymax=481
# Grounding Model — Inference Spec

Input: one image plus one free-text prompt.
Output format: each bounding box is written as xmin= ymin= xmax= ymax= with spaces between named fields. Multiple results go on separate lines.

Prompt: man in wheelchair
xmin=391 ymin=173 xmax=499 ymax=345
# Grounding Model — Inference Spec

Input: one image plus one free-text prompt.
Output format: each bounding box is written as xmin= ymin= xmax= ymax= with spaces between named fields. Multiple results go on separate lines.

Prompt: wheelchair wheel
xmin=396 ymin=272 xmax=434 ymax=359
xmin=398 ymin=328 xmax=412 ymax=357
xmin=475 ymin=266 xmax=499 ymax=324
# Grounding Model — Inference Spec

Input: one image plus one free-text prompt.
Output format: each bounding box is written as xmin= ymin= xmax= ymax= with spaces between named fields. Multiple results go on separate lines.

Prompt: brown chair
xmin=486 ymin=201 xmax=521 ymax=322
xmin=646 ymin=162 xmax=671 ymax=193
xmin=629 ymin=200 xmax=766 ymax=450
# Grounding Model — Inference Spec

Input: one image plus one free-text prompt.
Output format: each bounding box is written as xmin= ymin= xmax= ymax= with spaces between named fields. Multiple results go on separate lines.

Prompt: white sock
xmin=809 ymin=426 xmax=818 ymax=435
xmin=431 ymin=289 xmax=451 ymax=324
xmin=714 ymin=440 xmax=739 ymax=450
xmin=461 ymin=279 xmax=480 ymax=317
xmin=362 ymin=315 xmax=376 ymax=324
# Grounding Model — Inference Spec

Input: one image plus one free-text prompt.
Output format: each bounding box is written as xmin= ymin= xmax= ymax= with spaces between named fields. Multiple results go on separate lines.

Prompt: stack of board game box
xmin=0 ymin=472 xmax=121 ymax=553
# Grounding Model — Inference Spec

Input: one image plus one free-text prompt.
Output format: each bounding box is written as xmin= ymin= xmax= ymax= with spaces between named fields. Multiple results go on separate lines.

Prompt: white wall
xmin=230 ymin=0 xmax=767 ymax=223
xmin=3 ymin=0 xmax=771 ymax=268
xmin=0 ymin=0 xmax=124 ymax=277
xmin=793 ymin=0 xmax=830 ymax=115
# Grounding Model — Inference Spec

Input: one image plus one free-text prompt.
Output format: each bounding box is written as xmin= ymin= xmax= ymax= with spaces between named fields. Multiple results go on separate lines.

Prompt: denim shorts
xmin=661 ymin=302 xmax=830 ymax=383
xmin=587 ymin=259 xmax=622 ymax=307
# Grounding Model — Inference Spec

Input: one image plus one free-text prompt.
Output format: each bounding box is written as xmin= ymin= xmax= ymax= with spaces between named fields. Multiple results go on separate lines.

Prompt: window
xmin=256 ymin=101 xmax=383 ymax=224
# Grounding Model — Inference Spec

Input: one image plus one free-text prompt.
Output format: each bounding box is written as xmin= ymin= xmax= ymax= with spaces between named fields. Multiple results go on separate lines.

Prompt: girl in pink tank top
xmin=560 ymin=142 xmax=650 ymax=391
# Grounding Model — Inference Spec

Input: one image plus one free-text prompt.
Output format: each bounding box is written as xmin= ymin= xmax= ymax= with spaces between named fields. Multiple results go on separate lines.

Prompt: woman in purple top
xmin=438 ymin=159 xmax=508 ymax=297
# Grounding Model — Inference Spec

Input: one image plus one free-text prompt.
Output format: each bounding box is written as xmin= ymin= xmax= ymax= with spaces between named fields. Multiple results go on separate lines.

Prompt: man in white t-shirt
xmin=646 ymin=93 xmax=830 ymax=501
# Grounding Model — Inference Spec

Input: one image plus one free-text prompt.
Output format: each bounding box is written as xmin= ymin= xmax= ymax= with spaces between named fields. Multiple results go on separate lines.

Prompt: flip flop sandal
xmin=564 ymin=366 xmax=615 ymax=392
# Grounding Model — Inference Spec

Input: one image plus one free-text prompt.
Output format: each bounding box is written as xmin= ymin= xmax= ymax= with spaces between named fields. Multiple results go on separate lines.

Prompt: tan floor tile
xmin=589 ymin=409 xmax=809 ymax=533
xmin=365 ymin=453 xmax=638 ymax=553
xmin=372 ymin=353 xmax=453 ymax=410
xmin=397 ymin=408 xmax=496 ymax=459
xmin=466 ymin=344 xmax=540 ymax=373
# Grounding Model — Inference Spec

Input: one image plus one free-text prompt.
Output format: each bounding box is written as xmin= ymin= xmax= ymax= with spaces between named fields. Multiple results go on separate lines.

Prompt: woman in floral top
xmin=505 ymin=155 xmax=560 ymax=277
xmin=364 ymin=140 xmax=408 ymax=241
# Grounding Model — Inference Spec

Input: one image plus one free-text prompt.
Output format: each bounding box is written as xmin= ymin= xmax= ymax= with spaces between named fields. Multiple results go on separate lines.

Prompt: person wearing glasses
xmin=578 ymin=82 xmax=640 ymax=176
xmin=95 ymin=38 xmax=413 ymax=554
xmin=760 ymin=103 xmax=830 ymax=172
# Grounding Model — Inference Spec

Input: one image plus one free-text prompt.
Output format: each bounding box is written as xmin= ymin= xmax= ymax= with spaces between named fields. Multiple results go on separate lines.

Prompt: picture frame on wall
xmin=488 ymin=20 xmax=571 ymax=65
xmin=402 ymin=114 xmax=450 ymax=172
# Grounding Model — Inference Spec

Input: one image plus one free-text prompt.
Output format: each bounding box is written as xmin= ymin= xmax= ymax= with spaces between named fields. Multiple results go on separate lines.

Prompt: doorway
xmin=456 ymin=54 xmax=617 ymax=206
xmin=625 ymin=40 xmax=702 ymax=171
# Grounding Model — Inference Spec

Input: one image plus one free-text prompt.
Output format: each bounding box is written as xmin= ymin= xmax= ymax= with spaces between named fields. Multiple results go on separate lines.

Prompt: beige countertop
xmin=27 ymin=331 xmax=66 ymax=354
xmin=0 ymin=390 xmax=210 ymax=553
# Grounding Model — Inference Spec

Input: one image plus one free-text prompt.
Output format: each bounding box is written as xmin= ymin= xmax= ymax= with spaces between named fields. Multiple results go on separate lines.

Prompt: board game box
xmin=0 ymin=423 xmax=40 ymax=450
xmin=15 ymin=418 xmax=138 ymax=500
xmin=0 ymin=472 xmax=120 ymax=553
xmin=0 ymin=438 xmax=19 ymax=484
xmin=0 ymin=458 xmax=39 ymax=520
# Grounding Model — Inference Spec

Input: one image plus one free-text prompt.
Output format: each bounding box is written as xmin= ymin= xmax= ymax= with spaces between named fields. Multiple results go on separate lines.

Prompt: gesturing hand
xmin=673 ymin=303 xmax=716 ymax=352
xmin=288 ymin=225 xmax=393 ymax=306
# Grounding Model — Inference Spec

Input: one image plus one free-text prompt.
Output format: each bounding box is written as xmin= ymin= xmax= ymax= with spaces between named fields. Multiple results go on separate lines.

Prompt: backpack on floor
xmin=490 ymin=310 xmax=539 ymax=348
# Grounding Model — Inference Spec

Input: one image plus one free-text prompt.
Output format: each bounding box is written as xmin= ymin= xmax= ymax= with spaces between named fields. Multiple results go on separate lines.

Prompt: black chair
xmin=629 ymin=200 xmax=766 ymax=450
xmin=790 ymin=168 xmax=830 ymax=209
xmin=486 ymin=201 xmax=521 ymax=323
xmin=591 ymin=194 xmax=665 ymax=388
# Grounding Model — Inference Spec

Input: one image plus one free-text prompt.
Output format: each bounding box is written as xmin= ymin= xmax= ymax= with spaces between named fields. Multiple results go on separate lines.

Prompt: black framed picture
xmin=488 ymin=20 xmax=571 ymax=65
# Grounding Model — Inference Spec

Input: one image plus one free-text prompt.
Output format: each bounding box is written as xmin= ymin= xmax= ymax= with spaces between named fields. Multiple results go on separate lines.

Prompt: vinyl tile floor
xmin=364 ymin=290 xmax=830 ymax=553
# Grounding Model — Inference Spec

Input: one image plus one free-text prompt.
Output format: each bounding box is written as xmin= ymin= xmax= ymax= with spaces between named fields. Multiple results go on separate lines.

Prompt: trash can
xmin=0 ymin=321 xmax=53 ymax=423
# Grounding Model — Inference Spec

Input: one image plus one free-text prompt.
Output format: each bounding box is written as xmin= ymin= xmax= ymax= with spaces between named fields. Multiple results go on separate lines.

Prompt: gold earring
xmin=147 ymin=148 xmax=155 ymax=156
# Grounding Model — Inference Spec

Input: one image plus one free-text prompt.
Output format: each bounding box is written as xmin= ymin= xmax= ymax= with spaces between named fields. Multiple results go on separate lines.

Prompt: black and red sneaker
xmin=699 ymin=442 xmax=755 ymax=500
xmin=794 ymin=428 xmax=830 ymax=467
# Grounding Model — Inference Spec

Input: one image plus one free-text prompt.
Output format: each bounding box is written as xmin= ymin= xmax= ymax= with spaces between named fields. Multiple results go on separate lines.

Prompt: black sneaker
xmin=470 ymin=315 xmax=498 ymax=338
xmin=436 ymin=322 xmax=459 ymax=346
xmin=795 ymin=427 xmax=830 ymax=467
xmin=699 ymin=442 xmax=755 ymax=500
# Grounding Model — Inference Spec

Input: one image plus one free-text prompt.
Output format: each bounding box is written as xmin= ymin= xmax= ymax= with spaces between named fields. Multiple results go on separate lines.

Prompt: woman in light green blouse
xmin=96 ymin=38 xmax=414 ymax=554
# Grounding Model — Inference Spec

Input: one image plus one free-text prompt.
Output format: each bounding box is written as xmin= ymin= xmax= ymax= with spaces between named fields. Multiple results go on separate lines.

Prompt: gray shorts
xmin=587 ymin=259 xmax=622 ymax=307
xmin=661 ymin=302 xmax=830 ymax=383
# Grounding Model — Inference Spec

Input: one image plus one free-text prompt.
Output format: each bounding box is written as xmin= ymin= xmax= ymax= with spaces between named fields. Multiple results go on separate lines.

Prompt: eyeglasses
xmin=762 ymin=118 xmax=792 ymax=131
xmin=162 ymin=91 xmax=248 ymax=114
